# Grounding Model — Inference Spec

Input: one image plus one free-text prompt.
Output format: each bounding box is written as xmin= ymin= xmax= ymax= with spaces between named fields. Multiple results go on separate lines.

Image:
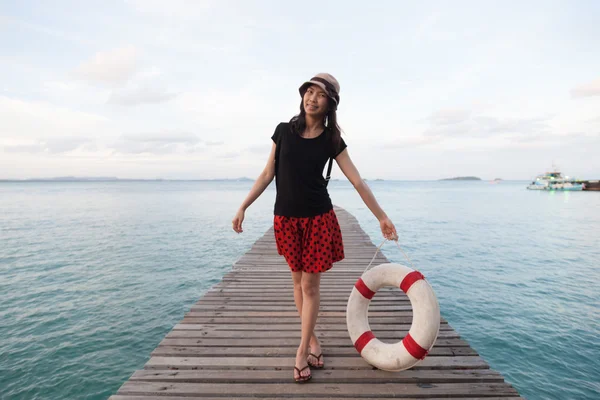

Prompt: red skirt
xmin=273 ymin=208 xmax=345 ymax=273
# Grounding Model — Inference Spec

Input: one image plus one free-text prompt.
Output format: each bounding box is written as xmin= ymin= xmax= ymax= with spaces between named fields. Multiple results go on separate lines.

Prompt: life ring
xmin=346 ymin=263 xmax=440 ymax=371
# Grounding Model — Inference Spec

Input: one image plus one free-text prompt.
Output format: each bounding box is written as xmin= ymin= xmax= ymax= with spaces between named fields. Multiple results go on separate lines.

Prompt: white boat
xmin=527 ymin=167 xmax=583 ymax=191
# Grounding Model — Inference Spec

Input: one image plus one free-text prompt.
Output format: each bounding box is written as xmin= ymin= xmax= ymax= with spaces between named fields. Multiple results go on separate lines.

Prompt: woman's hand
xmin=232 ymin=209 xmax=245 ymax=233
xmin=379 ymin=217 xmax=398 ymax=241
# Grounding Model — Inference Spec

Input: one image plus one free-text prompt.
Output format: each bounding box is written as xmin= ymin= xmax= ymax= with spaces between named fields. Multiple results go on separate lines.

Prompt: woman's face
xmin=303 ymin=85 xmax=329 ymax=117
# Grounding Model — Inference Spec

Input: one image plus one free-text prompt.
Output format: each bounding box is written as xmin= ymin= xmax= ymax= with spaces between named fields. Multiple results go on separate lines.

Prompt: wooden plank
xmin=229 ymin=267 xmax=390 ymax=272
xmin=196 ymin=297 xmax=411 ymax=302
xmin=179 ymin=316 xmax=443 ymax=324
xmin=185 ymin=311 xmax=424 ymax=317
xmin=151 ymin=345 xmax=477 ymax=357
xmin=234 ymin=262 xmax=387 ymax=265
xmin=194 ymin=300 xmax=411 ymax=305
xmin=233 ymin=260 xmax=390 ymax=266
xmin=237 ymin=254 xmax=385 ymax=259
xmin=115 ymin=381 xmax=517 ymax=397
xmin=111 ymin=397 xmax=523 ymax=400
xmin=194 ymin=301 xmax=413 ymax=307
xmin=172 ymin=324 xmax=456 ymax=333
xmin=190 ymin=305 xmax=416 ymax=312
xmin=144 ymin=355 xmax=490 ymax=370
xmin=167 ymin=325 xmax=460 ymax=343
xmin=220 ymin=280 xmax=373 ymax=283
xmin=206 ymin=286 xmax=403 ymax=292
xmin=165 ymin=329 xmax=460 ymax=339
xmin=128 ymin=368 xmax=503 ymax=383
xmin=158 ymin=337 xmax=471 ymax=347
xmin=206 ymin=288 xmax=403 ymax=293
xmin=203 ymin=292 xmax=404 ymax=297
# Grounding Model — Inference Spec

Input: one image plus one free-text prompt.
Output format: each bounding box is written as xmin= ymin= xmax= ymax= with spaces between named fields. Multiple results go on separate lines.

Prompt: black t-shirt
xmin=271 ymin=122 xmax=347 ymax=217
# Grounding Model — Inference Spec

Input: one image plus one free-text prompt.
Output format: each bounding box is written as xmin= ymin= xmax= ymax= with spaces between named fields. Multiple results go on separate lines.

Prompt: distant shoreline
xmin=439 ymin=176 xmax=482 ymax=181
xmin=0 ymin=177 xmax=255 ymax=183
xmin=0 ymin=178 xmax=534 ymax=183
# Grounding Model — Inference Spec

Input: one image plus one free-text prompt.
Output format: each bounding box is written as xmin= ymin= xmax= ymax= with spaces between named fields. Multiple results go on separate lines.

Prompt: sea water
xmin=1 ymin=180 xmax=599 ymax=399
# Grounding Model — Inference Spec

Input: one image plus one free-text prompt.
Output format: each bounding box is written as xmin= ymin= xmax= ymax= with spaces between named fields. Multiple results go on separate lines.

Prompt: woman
xmin=231 ymin=73 xmax=398 ymax=382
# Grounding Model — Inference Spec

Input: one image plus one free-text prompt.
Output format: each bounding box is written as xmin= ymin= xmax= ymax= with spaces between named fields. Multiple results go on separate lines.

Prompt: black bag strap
xmin=324 ymin=157 xmax=333 ymax=187
xmin=275 ymin=127 xmax=283 ymax=177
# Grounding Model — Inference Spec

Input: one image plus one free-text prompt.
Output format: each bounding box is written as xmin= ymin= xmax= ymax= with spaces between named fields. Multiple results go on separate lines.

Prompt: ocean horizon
xmin=0 ymin=178 xmax=530 ymax=181
xmin=1 ymin=180 xmax=599 ymax=399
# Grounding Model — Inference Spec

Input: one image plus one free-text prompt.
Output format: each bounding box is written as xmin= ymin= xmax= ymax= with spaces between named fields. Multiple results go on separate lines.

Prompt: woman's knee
xmin=301 ymin=275 xmax=320 ymax=298
xmin=291 ymin=271 xmax=303 ymax=290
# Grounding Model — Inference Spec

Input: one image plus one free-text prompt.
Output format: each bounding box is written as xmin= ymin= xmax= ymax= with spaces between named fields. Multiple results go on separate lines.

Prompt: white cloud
xmin=378 ymin=109 xmax=560 ymax=152
xmin=111 ymin=131 xmax=203 ymax=154
xmin=246 ymin=144 xmax=271 ymax=154
xmin=471 ymin=116 xmax=551 ymax=135
xmin=205 ymin=140 xmax=224 ymax=146
xmin=423 ymin=108 xmax=552 ymax=140
xmin=411 ymin=11 xmax=457 ymax=43
xmin=108 ymin=86 xmax=178 ymax=106
xmin=123 ymin=0 xmax=257 ymax=57
xmin=571 ymin=78 xmax=600 ymax=98
xmin=428 ymin=109 xmax=471 ymax=125
xmin=73 ymin=46 xmax=138 ymax=87
xmin=137 ymin=66 xmax=162 ymax=79
xmin=122 ymin=132 xmax=200 ymax=144
xmin=3 ymin=137 xmax=92 ymax=154
xmin=3 ymin=143 xmax=44 ymax=153
xmin=40 ymin=80 xmax=111 ymax=107
xmin=0 ymin=95 xmax=108 ymax=139
xmin=172 ymin=81 xmax=295 ymax=136
xmin=43 ymin=80 xmax=81 ymax=93
xmin=125 ymin=0 xmax=213 ymax=19
xmin=218 ymin=151 xmax=241 ymax=159
xmin=0 ymin=14 xmax=94 ymax=46
xmin=381 ymin=135 xmax=442 ymax=149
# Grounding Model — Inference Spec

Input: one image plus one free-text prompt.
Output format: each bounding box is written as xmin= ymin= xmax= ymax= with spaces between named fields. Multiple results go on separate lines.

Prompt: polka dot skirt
xmin=273 ymin=208 xmax=345 ymax=273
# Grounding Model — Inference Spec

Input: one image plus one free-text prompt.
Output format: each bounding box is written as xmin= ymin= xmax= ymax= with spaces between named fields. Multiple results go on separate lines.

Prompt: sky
xmin=1 ymin=0 xmax=599 ymax=180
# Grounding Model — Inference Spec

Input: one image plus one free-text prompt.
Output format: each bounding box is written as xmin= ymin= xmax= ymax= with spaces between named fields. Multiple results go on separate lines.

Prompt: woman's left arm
xmin=335 ymin=149 xmax=398 ymax=240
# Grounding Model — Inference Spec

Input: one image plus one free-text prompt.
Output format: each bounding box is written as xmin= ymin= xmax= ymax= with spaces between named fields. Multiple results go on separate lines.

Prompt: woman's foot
xmin=294 ymin=349 xmax=311 ymax=382
xmin=307 ymin=335 xmax=324 ymax=368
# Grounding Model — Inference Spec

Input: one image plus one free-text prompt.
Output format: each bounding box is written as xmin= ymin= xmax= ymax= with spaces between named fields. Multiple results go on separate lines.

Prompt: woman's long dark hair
xmin=290 ymin=97 xmax=343 ymax=153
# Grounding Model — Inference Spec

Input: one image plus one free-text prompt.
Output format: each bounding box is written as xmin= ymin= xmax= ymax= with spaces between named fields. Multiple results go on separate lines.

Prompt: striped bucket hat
xmin=299 ymin=73 xmax=340 ymax=107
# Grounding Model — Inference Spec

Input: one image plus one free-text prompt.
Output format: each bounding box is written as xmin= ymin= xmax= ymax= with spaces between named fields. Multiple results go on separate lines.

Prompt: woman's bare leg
xmin=294 ymin=271 xmax=321 ymax=378
xmin=291 ymin=270 xmax=320 ymax=348
xmin=291 ymin=271 xmax=309 ymax=379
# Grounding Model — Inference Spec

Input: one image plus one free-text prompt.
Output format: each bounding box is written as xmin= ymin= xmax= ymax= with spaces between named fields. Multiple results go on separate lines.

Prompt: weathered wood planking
xmin=110 ymin=206 xmax=522 ymax=399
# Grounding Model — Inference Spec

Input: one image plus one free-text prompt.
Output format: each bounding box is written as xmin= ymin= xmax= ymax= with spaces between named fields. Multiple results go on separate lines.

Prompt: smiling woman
xmin=231 ymin=72 xmax=399 ymax=383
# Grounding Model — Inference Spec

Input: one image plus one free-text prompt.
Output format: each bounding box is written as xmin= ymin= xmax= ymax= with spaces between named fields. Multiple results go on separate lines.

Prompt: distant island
xmin=439 ymin=176 xmax=482 ymax=181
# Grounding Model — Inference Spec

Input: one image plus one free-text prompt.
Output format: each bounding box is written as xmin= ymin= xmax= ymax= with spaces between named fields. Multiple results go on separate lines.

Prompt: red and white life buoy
xmin=346 ymin=263 xmax=440 ymax=371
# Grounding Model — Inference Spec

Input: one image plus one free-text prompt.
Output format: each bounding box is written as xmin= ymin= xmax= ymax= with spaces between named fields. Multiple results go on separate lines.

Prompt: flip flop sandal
xmin=293 ymin=365 xmax=312 ymax=383
xmin=307 ymin=353 xmax=324 ymax=369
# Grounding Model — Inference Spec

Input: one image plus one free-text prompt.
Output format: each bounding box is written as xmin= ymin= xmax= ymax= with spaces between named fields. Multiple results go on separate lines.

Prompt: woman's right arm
xmin=232 ymin=142 xmax=277 ymax=233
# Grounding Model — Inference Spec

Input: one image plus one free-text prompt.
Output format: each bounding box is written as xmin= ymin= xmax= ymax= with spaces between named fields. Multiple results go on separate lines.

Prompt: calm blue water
xmin=1 ymin=180 xmax=599 ymax=399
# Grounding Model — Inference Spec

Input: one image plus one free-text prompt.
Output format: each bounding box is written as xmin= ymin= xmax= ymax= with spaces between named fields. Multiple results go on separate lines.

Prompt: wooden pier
xmin=110 ymin=206 xmax=522 ymax=399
